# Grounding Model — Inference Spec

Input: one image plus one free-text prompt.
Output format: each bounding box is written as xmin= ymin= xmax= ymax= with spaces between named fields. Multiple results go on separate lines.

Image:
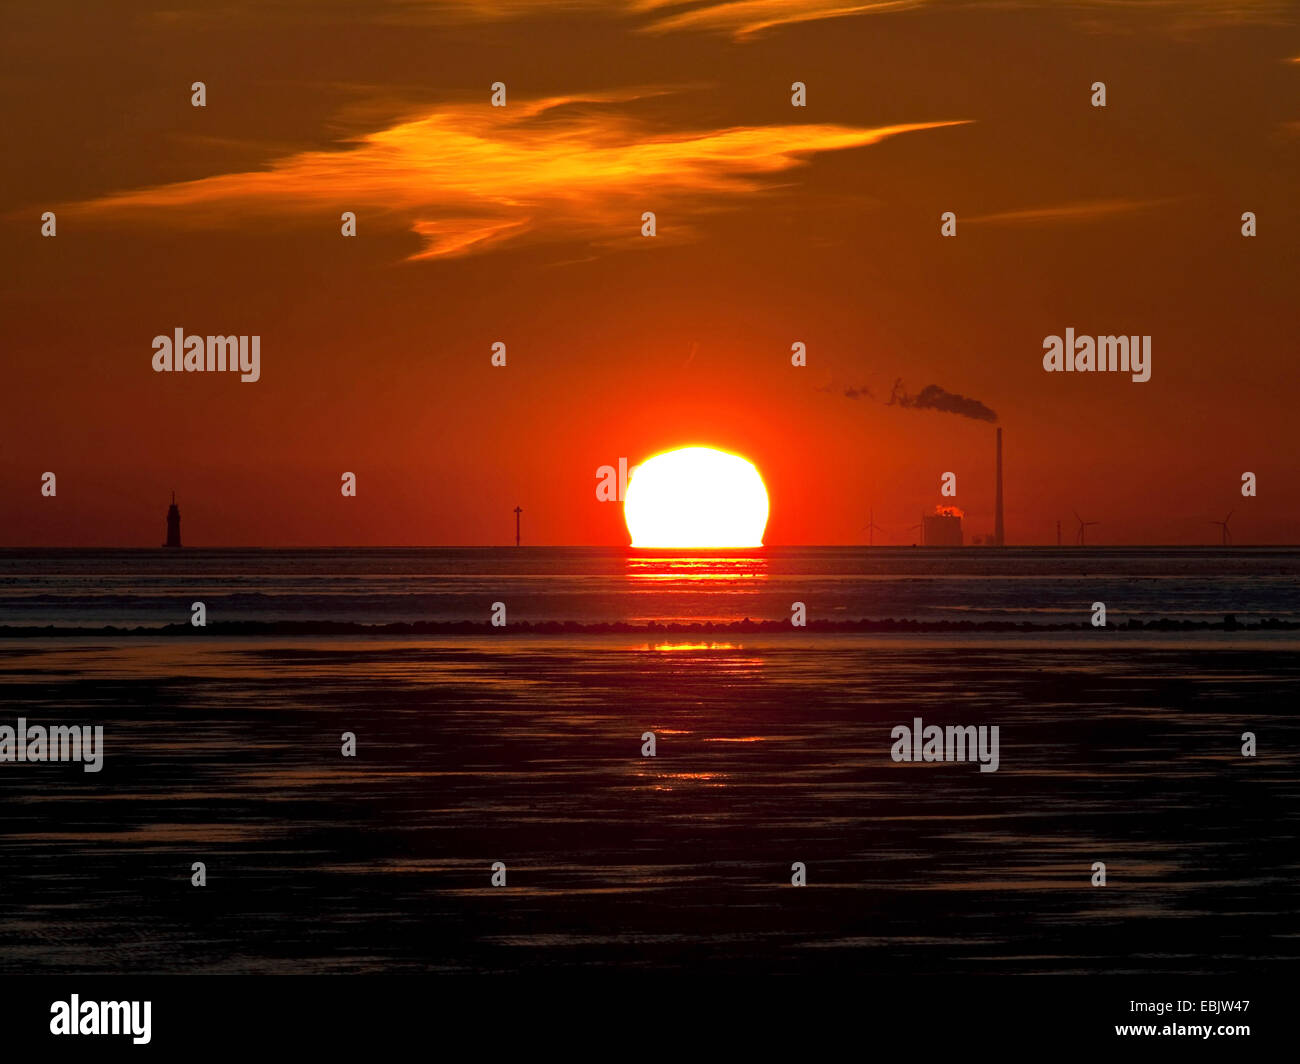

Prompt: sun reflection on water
xmin=624 ymin=551 xmax=769 ymax=584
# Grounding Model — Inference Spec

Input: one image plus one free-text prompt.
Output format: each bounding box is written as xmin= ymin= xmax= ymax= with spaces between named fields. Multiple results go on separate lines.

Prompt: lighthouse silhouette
xmin=164 ymin=493 xmax=182 ymax=548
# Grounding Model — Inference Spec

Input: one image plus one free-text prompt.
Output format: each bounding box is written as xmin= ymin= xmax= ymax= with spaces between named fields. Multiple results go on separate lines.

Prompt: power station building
xmin=923 ymin=508 xmax=964 ymax=546
xmin=917 ymin=429 xmax=1003 ymax=548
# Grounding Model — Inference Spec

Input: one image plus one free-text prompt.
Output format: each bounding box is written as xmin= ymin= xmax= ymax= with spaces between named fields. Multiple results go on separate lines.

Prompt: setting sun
xmin=624 ymin=446 xmax=769 ymax=548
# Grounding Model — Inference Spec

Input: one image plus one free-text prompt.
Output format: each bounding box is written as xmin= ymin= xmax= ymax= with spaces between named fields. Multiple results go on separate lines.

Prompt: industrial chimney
xmin=994 ymin=429 xmax=1005 ymax=547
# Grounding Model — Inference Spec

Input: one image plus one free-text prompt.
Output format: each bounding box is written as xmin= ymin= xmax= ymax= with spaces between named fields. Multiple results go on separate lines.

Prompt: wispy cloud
xmin=963 ymin=198 xmax=1169 ymax=226
xmin=634 ymin=0 xmax=923 ymax=38
xmin=68 ymin=94 xmax=969 ymax=260
xmin=1056 ymin=0 xmax=1295 ymax=29
xmin=399 ymin=0 xmax=1295 ymax=38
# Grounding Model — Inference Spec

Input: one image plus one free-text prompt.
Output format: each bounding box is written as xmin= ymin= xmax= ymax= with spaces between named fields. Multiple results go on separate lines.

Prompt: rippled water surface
xmin=2 ymin=546 xmax=1297 ymax=627
xmin=1 ymin=633 xmax=1296 ymax=974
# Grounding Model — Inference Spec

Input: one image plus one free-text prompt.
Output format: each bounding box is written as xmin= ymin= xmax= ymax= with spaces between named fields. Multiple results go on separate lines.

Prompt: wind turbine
xmin=862 ymin=507 xmax=887 ymax=546
xmin=1210 ymin=510 xmax=1233 ymax=546
xmin=1073 ymin=509 xmax=1099 ymax=546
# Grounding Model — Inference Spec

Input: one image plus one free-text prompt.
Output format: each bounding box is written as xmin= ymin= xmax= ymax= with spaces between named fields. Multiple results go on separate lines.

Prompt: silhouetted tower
xmin=514 ymin=506 xmax=522 ymax=547
xmin=164 ymin=492 xmax=182 ymax=548
xmin=994 ymin=428 xmax=1005 ymax=546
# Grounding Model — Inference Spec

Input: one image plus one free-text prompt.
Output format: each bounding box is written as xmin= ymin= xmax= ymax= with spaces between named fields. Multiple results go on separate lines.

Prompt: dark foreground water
xmin=1 ymin=633 xmax=1296 ymax=975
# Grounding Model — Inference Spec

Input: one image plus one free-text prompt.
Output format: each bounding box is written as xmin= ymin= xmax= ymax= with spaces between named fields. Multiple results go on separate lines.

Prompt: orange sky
xmin=2 ymin=0 xmax=1298 ymax=546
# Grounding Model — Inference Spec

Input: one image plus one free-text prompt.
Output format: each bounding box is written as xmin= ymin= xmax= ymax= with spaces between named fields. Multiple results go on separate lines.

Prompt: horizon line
xmin=1 ymin=544 xmax=1297 ymax=551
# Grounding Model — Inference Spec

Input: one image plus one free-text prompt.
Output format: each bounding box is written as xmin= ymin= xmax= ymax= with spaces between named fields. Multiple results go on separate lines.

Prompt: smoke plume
xmin=888 ymin=379 xmax=998 ymax=423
